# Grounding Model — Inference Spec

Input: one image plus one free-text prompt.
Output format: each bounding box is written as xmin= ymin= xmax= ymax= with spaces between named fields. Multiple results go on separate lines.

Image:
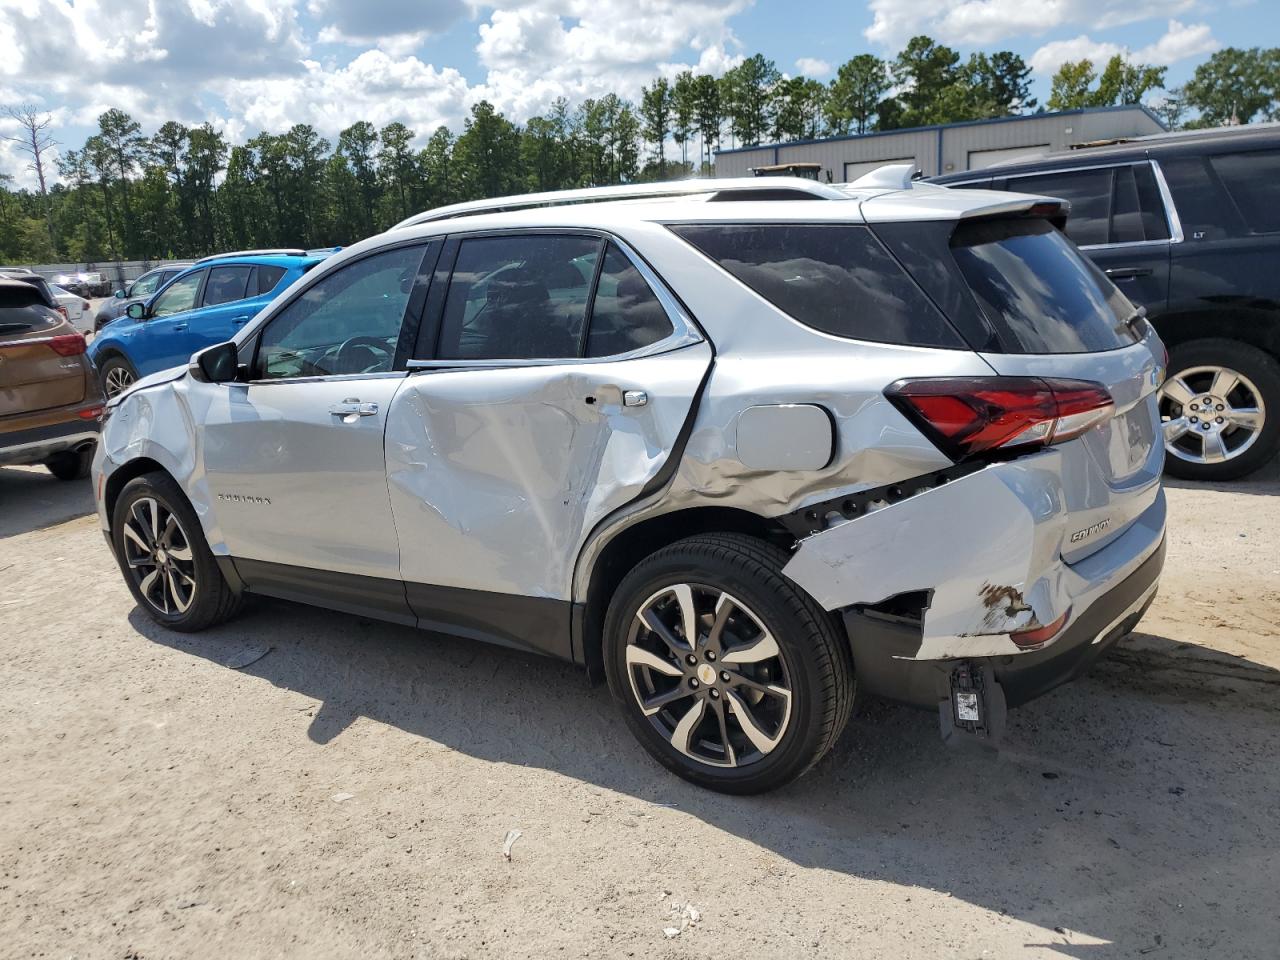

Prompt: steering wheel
xmin=333 ymin=335 xmax=394 ymax=374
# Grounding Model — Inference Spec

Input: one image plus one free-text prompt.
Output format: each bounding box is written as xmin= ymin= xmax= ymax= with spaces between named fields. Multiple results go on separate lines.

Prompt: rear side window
xmin=438 ymin=235 xmax=601 ymax=360
xmin=256 ymin=265 xmax=287 ymax=295
xmin=1159 ymin=157 xmax=1239 ymax=240
xmin=586 ymin=243 xmax=674 ymax=357
xmin=203 ymin=266 xmax=251 ymax=306
xmin=669 ymin=223 xmax=963 ymax=348
xmin=1006 ymin=169 xmax=1111 ymax=246
xmin=951 ymin=218 xmax=1138 ymax=354
xmin=1209 ymin=150 xmax=1280 ymax=235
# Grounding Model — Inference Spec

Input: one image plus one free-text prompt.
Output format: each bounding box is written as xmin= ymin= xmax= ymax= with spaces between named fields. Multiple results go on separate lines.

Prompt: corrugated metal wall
xmin=714 ymin=106 xmax=1166 ymax=182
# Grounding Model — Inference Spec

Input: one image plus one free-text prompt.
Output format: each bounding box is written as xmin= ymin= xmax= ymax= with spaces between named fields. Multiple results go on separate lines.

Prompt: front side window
xmin=204 ymin=266 xmax=252 ymax=306
xmin=151 ymin=272 xmax=203 ymax=318
xmin=131 ymin=272 xmax=162 ymax=298
xmin=255 ymin=244 xmax=428 ymax=379
xmin=585 ymin=243 xmax=674 ymax=357
xmin=951 ymin=218 xmax=1139 ymax=354
xmin=670 ymin=223 xmax=963 ymax=348
xmin=438 ymin=235 xmax=601 ymax=360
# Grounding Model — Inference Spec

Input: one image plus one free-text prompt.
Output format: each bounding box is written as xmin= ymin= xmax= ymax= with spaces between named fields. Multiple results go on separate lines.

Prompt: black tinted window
xmin=204 ymin=266 xmax=251 ymax=306
xmin=438 ymin=235 xmax=601 ymax=360
xmin=670 ymin=223 xmax=962 ymax=348
xmin=1160 ymin=157 xmax=1239 ymax=240
xmin=1131 ymin=163 xmax=1170 ymax=242
xmin=1006 ymin=168 xmax=1110 ymax=246
xmin=951 ymin=218 xmax=1138 ymax=354
xmin=586 ymin=243 xmax=674 ymax=356
xmin=257 ymin=245 xmax=428 ymax=379
xmin=1210 ymin=150 xmax=1280 ymax=234
xmin=256 ymin=265 xmax=287 ymax=295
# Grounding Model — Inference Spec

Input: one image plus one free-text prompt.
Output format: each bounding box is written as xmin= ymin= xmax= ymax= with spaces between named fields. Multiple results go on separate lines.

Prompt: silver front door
xmin=201 ymin=374 xmax=407 ymax=577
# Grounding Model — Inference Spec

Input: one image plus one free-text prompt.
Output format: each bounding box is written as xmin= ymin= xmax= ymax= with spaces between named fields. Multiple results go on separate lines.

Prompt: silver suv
xmin=92 ymin=173 xmax=1168 ymax=794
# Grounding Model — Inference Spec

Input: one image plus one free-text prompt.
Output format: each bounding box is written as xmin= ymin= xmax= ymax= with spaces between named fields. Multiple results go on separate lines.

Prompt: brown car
xmin=0 ymin=278 xmax=103 ymax=480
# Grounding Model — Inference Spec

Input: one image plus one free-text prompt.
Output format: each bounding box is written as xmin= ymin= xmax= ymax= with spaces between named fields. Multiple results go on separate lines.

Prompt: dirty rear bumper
xmin=843 ymin=535 xmax=1164 ymax=709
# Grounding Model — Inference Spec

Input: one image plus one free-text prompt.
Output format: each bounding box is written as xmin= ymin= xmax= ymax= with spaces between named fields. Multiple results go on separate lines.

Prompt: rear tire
xmin=45 ymin=445 xmax=93 ymax=481
xmin=111 ymin=472 xmax=242 ymax=632
xmin=1160 ymin=339 xmax=1280 ymax=482
xmin=603 ymin=533 xmax=854 ymax=794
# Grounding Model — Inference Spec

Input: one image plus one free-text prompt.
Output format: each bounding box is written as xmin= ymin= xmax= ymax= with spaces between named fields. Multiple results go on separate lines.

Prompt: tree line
xmin=2 ymin=40 xmax=1277 ymax=266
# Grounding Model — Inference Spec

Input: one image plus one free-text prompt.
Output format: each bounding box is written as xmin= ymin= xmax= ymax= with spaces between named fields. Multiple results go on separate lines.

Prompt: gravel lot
xmin=2 ymin=460 xmax=1278 ymax=959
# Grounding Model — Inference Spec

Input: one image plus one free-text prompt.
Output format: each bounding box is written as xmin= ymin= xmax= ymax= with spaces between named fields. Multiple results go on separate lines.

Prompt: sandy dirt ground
xmin=1 ymin=460 xmax=1278 ymax=959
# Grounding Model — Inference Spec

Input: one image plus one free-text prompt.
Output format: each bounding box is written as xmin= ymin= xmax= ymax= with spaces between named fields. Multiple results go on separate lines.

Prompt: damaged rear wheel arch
xmin=580 ymin=507 xmax=796 ymax=680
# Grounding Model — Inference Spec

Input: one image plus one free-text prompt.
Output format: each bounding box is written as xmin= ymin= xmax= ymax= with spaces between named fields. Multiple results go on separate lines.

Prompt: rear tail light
xmin=48 ymin=333 xmax=87 ymax=356
xmin=78 ymin=405 xmax=104 ymax=420
xmin=1010 ymin=608 xmax=1071 ymax=649
xmin=886 ymin=376 xmax=1114 ymax=461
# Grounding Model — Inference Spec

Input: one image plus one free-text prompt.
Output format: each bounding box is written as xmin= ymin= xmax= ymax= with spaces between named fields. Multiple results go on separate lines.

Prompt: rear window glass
xmin=1210 ymin=150 xmax=1280 ymax=235
xmin=951 ymin=218 xmax=1139 ymax=354
xmin=669 ymin=223 xmax=964 ymax=348
xmin=0 ymin=285 xmax=45 ymax=309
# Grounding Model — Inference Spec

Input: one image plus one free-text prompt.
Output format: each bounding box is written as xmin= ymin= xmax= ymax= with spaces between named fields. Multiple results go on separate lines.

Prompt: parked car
xmin=0 ymin=269 xmax=58 ymax=308
xmin=94 ymin=263 xmax=194 ymax=332
xmin=49 ymin=284 xmax=94 ymax=336
xmin=0 ymin=278 xmax=103 ymax=480
xmin=93 ymin=175 xmax=1166 ymax=793
xmin=930 ymin=124 xmax=1280 ymax=482
xmin=87 ymin=251 xmax=328 ymax=397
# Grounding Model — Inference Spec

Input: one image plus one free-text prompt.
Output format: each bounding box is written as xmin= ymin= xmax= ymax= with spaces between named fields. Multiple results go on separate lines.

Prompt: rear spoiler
xmin=963 ymin=197 xmax=1070 ymax=232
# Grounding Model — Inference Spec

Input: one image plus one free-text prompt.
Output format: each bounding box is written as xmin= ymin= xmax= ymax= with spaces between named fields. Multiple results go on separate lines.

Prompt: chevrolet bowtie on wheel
xmin=94 ymin=170 xmax=1167 ymax=793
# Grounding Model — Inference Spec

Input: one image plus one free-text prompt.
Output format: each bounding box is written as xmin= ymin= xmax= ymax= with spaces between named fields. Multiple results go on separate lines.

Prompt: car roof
xmin=176 ymin=252 xmax=327 ymax=272
xmin=930 ymin=121 xmax=1280 ymax=182
xmin=378 ymin=183 xmax=1061 ymax=243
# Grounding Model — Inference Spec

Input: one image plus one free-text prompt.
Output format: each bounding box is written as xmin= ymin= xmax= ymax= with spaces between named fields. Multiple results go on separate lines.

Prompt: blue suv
xmin=89 ymin=250 xmax=334 ymax=396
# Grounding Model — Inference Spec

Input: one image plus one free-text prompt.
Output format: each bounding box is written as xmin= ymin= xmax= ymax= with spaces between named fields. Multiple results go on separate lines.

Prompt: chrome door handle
xmin=329 ymin=399 xmax=378 ymax=418
xmin=1104 ymin=267 xmax=1152 ymax=279
xmin=172 ymin=322 xmax=188 ymax=331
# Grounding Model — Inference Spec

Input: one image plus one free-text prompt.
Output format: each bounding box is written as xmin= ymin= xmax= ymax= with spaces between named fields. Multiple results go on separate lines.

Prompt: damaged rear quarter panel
xmin=781 ymin=450 xmax=1074 ymax=659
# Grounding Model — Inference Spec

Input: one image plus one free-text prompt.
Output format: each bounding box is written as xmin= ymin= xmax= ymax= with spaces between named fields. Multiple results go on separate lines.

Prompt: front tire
xmin=100 ymin=354 xmax=138 ymax=399
xmin=111 ymin=472 xmax=242 ymax=632
xmin=603 ymin=534 xmax=854 ymax=794
xmin=1160 ymin=339 xmax=1280 ymax=481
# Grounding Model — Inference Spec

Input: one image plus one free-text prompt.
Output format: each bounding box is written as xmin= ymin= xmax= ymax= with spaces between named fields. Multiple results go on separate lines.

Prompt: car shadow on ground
xmin=129 ymin=598 xmax=1280 ymax=957
xmin=0 ymin=465 xmax=95 ymax=539
xmin=1162 ymin=455 xmax=1280 ymax=496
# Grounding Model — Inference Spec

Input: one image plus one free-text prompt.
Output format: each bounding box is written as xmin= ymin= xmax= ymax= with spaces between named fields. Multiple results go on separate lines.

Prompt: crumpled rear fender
xmin=781 ymin=449 xmax=1164 ymax=660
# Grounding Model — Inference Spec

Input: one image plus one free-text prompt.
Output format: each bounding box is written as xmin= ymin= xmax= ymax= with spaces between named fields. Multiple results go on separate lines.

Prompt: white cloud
xmin=795 ymin=57 xmax=832 ymax=78
xmin=219 ymin=51 xmax=473 ymax=140
xmin=865 ymin=0 xmax=1196 ymax=48
xmin=469 ymin=0 xmax=748 ymax=118
xmin=309 ymin=0 xmax=471 ymax=52
xmin=1029 ymin=19 xmax=1220 ymax=76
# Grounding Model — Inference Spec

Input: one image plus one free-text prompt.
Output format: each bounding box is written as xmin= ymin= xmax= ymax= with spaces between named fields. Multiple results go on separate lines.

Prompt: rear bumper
xmin=0 ymin=414 xmax=99 ymax=466
xmin=843 ymin=535 xmax=1164 ymax=708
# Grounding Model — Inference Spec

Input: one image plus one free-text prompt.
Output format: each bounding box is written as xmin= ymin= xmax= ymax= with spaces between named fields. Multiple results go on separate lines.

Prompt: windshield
xmin=950 ymin=218 xmax=1139 ymax=354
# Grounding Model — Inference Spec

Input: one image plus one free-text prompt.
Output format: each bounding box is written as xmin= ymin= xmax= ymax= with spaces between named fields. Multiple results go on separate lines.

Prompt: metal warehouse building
xmin=714 ymin=104 xmax=1166 ymax=182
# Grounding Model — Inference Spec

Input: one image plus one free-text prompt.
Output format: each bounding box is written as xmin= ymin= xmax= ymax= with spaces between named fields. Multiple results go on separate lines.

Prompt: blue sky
xmin=0 ymin=0 xmax=1269 ymax=188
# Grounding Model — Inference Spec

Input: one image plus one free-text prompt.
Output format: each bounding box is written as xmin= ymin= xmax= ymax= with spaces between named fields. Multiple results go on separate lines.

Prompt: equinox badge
xmin=1069 ymin=518 xmax=1111 ymax=543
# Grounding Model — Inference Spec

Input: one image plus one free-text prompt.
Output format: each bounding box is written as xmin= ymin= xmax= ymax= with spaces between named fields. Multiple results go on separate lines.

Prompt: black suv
xmin=932 ymin=125 xmax=1280 ymax=482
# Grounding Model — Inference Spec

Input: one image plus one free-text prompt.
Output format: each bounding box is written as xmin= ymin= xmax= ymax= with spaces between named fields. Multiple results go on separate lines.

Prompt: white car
xmin=92 ymin=171 xmax=1167 ymax=793
xmin=49 ymin=284 xmax=93 ymax=336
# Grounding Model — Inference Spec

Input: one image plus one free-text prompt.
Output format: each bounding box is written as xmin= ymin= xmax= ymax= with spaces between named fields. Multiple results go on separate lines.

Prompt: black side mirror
xmin=189 ymin=341 xmax=240 ymax=384
xmin=126 ymin=301 xmax=147 ymax=321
